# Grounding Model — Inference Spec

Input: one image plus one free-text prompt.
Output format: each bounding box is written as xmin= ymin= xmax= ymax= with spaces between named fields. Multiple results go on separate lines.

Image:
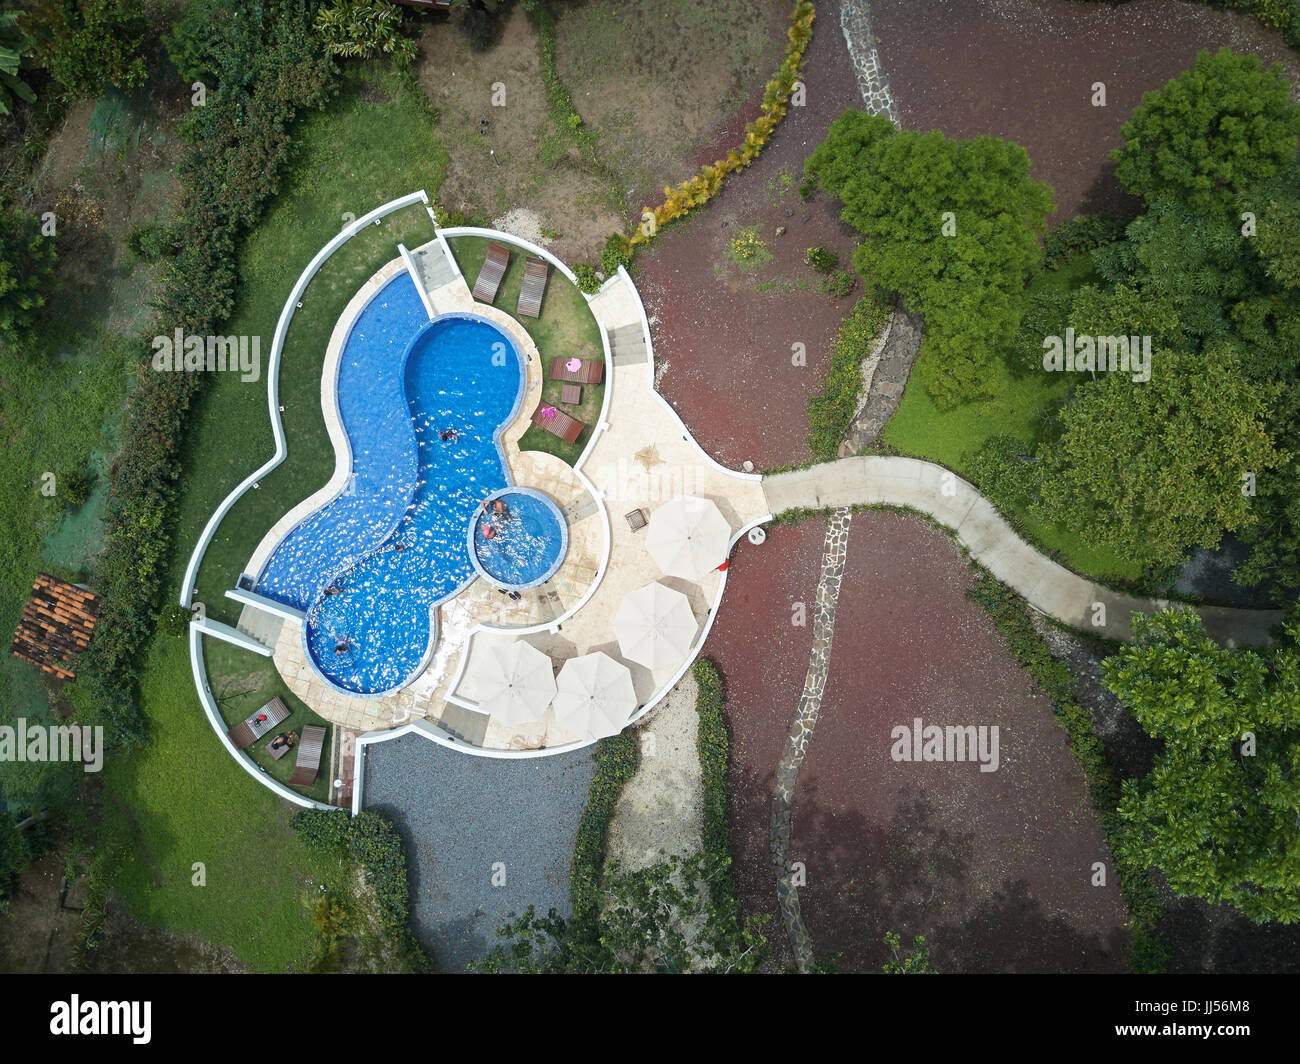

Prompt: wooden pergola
xmin=9 ymin=574 xmax=101 ymax=681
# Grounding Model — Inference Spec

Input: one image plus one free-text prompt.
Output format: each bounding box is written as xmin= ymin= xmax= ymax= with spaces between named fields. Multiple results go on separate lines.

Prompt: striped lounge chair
xmin=549 ymin=357 xmax=604 ymax=385
xmin=531 ymin=406 xmax=585 ymax=445
xmin=472 ymin=242 xmax=510 ymax=304
xmin=517 ymin=256 xmax=549 ymax=318
xmin=290 ymin=724 xmax=327 ymax=786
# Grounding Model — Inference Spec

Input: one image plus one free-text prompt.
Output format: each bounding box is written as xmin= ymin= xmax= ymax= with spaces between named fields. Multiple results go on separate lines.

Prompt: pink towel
xmin=539 ymin=405 xmax=557 ymax=419
xmin=565 ymin=357 xmax=582 ymax=372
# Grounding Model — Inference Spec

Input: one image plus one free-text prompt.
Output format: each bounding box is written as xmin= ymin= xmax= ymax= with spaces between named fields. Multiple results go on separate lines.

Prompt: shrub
xmin=313 ymin=0 xmax=417 ymax=64
xmin=572 ymin=262 xmax=600 ymax=294
xmin=599 ymin=232 xmax=632 ymax=275
xmin=0 ymin=205 xmax=58 ymax=345
xmin=807 ymin=292 xmax=890 ymax=461
xmin=805 ymin=246 xmax=838 ymax=273
xmin=155 ymin=603 xmax=194 ymax=638
xmin=819 ymin=268 xmax=857 ymax=298
xmin=0 ymin=11 xmax=37 ymax=117
xmin=29 ymin=0 xmax=149 ymax=98
xmin=728 ymin=226 xmax=773 ymax=270
xmin=1042 ymin=213 xmax=1126 ymax=270
xmin=570 ymin=731 xmax=638 ymax=926
xmin=124 ymin=221 xmax=174 ymax=262
xmin=56 ymin=464 xmax=93 ymax=507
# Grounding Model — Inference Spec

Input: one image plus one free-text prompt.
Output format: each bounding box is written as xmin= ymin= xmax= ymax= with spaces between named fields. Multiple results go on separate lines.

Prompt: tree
xmin=1034 ymin=342 xmax=1280 ymax=572
xmin=0 ymin=9 xmax=37 ymax=116
xmin=313 ymin=0 xmax=416 ymax=64
xmin=882 ymin=931 xmax=937 ymax=974
xmin=1103 ymin=607 xmax=1300 ymax=923
xmin=472 ymin=852 xmax=768 ymax=973
xmin=29 ymin=0 xmax=148 ymax=98
xmin=804 ymin=110 xmax=1054 ymax=408
xmin=1111 ymin=47 xmax=1300 ymax=217
xmin=0 ymin=206 xmax=58 ymax=345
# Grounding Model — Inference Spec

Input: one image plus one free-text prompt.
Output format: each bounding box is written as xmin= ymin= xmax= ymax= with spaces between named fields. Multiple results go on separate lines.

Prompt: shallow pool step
xmin=411 ymin=242 xmax=458 ymax=294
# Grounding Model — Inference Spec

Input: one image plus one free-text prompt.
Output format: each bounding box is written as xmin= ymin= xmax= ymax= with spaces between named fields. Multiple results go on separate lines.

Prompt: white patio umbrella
xmin=553 ymin=652 xmax=638 ymax=740
xmin=467 ymin=640 xmax=557 ymax=724
xmin=645 ymin=495 xmax=732 ymax=580
xmin=611 ymin=581 xmax=697 ymax=672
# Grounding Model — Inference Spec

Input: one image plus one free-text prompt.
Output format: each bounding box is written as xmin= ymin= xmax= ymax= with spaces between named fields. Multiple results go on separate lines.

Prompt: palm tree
xmin=0 ymin=9 xmax=37 ymax=116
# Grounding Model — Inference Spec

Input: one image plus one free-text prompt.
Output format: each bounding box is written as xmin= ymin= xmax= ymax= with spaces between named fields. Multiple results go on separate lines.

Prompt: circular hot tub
xmin=469 ymin=487 xmax=568 ymax=590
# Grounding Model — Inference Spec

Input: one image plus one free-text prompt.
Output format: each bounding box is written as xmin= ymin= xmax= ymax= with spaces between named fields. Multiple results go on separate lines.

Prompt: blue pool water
xmin=471 ymin=489 xmax=568 ymax=589
xmin=256 ymin=272 xmax=561 ymax=695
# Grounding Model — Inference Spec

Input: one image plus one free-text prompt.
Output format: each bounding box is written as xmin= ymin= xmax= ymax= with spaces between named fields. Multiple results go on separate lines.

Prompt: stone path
xmin=771 ymin=507 xmax=852 ymax=973
xmin=838 ymin=0 xmax=900 ymax=125
xmin=840 ymin=304 xmax=923 ymax=456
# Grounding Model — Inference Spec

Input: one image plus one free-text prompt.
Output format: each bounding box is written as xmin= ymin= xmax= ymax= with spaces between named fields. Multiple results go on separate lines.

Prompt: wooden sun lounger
xmin=290 ymin=724 xmax=327 ymax=786
xmin=549 ymin=357 xmax=604 ymax=385
xmin=227 ymin=696 xmax=290 ymax=751
xmin=472 ymin=241 xmax=510 ymax=304
xmin=517 ymin=256 xmax=549 ymax=318
xmin=531 ymin=406 xmax=585 ymax=445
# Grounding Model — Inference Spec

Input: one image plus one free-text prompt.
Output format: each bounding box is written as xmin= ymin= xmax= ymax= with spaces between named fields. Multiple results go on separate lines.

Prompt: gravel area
xmin=606 ymin=672 xmax=703 ymax=870
xmin=361 ymin=734 xmax=597 ymax=972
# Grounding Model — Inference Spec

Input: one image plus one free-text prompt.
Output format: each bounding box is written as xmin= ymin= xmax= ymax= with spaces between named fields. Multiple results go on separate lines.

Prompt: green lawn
xmin=446 ymin=236 xmax=604 ymax=465
xmin=882 ymin=256 xmax=1142 ymax=581
xmin=100 ymin=71 xmax=449 ymax=969
xmin=102 ymin=634 xmax=349 ymax=972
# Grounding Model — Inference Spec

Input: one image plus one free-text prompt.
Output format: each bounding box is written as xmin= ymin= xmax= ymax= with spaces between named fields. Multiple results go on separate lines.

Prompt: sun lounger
xmin=517 ymin=255 xmax=549 ymax=318
xmin=549 ymin=357 xmax=604 ymax=385
xmin=290 ymin=724 xmax=327 ymax=786
xmin=531 ymin=406 xmax=585 ymax=445
xmin=227 ymin=696 xmax=290 ymax=751
xmin=472 ymin=241 xmax=510 ymax=304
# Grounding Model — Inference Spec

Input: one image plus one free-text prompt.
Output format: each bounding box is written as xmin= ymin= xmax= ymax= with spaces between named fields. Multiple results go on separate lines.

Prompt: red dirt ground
xmin=796 ymin=512 xmax=1129 ymax=972
xmin=707 ymin=519 xmax=827 ymax=972
xmin=871 ymin=0 xmax=1300 ymax=224
xmin=637 ymin=7 xmax=870 ymax=470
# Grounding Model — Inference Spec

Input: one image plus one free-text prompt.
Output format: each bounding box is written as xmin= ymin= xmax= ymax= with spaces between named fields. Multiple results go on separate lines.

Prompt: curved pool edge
xmin=296 ymin=310 xmax=528 ymax=698
xmin=467 ymin=486 xmax=570 ymax=591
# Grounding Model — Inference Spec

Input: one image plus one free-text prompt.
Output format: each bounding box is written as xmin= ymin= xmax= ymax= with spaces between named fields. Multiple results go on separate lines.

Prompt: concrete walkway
xmin=764 ymin=457 xmax=1284 ymax=646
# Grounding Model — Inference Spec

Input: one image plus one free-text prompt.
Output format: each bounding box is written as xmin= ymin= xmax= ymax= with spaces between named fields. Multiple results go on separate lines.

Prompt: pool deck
xmin=240 ymin=232 xmax=769 ymax=754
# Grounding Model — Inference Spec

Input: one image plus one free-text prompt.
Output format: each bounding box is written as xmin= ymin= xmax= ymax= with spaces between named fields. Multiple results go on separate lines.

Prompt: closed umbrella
xmin=645 ymin=495 xmax=732 ymax=580
xmin=553 ymin=652 xmax=638 ymax=740
xmin=467 ymin=640 xmax=556 ymax=724
xmin=611 ymin=581 xmax=697 ymax=672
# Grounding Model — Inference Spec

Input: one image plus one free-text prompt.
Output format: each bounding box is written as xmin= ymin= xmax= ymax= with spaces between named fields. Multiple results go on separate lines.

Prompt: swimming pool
xmin=470 ymin=488 xmax=568 ymax=590
xmin=256 ymin=272 xmax=547 ymax=695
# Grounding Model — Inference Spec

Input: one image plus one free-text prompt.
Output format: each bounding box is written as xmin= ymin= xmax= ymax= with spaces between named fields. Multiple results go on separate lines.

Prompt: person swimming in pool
xmin=440 ymin=428 xmax=458 ymax=442
xmin=335 ymin=638 xmax=350 ymax=654
xmin=484 ymin=525 xmax=497 ymax=540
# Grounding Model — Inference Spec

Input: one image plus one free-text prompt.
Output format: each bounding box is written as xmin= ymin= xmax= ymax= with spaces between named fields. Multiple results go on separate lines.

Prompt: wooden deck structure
xmin=291 ymin=725 xmax=327 ymax=786
xmin=530 ymin=406 xmax=586 ymax=445
xmin=549 ymin=356 xmax=603 ymax=385
xmin=517 ymin=255 xmax=549 ymax=318
xmin=472 ymin=241 xmax=510 ymax=304
xmin=9 ymin=574 xmax=100 ymax=681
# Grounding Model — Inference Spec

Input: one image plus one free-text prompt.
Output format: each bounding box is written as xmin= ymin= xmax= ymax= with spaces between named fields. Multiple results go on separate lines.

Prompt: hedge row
xmin=606 ymin=0 xmax=816 ymax=268
xmin=966 ymin=574 xmax=1168 ymax=973
xmin=569 ymin=731 xmax=638 ymax=927
xmin=71 ymin=3 xmax=337 ymax=746
xmin=290 ymin=808 xmax=430 ymax=970
xmin=693 ymin=658 xmax=733 ymax=908
xmin=807 ymin=291 xmax=891 ymax=462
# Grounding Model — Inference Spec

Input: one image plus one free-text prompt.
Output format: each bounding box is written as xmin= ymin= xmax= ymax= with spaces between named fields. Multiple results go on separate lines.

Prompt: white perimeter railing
xmin=181 ymin=190 xmax=430 ymax=809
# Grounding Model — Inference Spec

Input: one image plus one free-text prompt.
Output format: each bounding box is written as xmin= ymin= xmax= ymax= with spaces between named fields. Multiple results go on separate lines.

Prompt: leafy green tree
xmin=29 ymin=0 xmax=148 ymax=98
xmin=805 ymin=110 xmax=1054 ymax=408
xmin=1034 ymin=342 xmax=1280 ymax=571
xmin=313 ymin=0 xmax=416 ymax=64
xmin=0 ymin=9 xmax=37 ymax=116
xmin=882 ymin=931 xmax=937 ymax=973
xmin=1111 ymin=47 xmax=1300 ymax=216
xmin=0 ymin=206 xmax=58 ymax=345
xmin=472 ymin=852 xmax=767 ymax=973
xmin=1103 ymin=607 xmax=1300 ymax=923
